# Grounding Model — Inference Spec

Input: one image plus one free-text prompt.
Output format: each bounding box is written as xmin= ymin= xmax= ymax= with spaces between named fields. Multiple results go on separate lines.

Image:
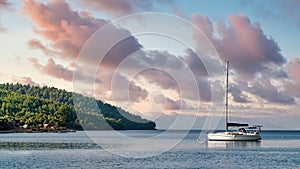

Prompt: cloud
xmin=81 ymin=0 xmax=153 ymax=16
xmin=28 ymin=57 xmax=42 ymax=69
xmin=182 ymin=49 xmax=215 ymax=102
xmin=28 ymin=57 xmax=101 ymax=84
xmin=80 ymin=0 xmax=174 ymax=17
xmin=0 ymin=26 xmax=6 ymax=32
xmin=116 ymin=50 xmax=184 ymax=91
xmin=229 ymin=84 xmax=250 ymax=103
xmin=23 ymin=0 xmax=142 ymax=67
xmin=223 ymin=63 xmax=296 ymax=105
xmin=0 ymin=0 xmax=11 ymax=32
xmin=23 ymin=0 xmax=142 ymax=79
xmin=0 ymin=0 xmax=10 ymax=8
xmin=29 ymin=57 xmax=73 ymax=81
xmin=191 ymin=14 xmax=213 ymax=37
xmin=139 ymin=69 xmax=179 ymax=90
xmin=248 ymin=77 xmax=295 ymax=104
xmin=128 ymin=81 xmax=149 ymax=103
xmin=27 ymin=39 xmax=58 ymax=56
xmin=218 ymin=14 xmax=285 ymax=74
xmin=174 ymin=7 xmax=185 ymax=18
xmin=233 ymin=74 xmax=295 ymax=105
xmin=153 ymin=94 xmax=180 ymax=110
xmin=153 ymin=94 xmax=194 ymax=110
xmin=226 ymin=65 xmax=295 ymax=105
xmin=111 ymin=72 xmax=149 ymax=102
xmin=183 ymin=48 xmax=208 ymax=77
xmin=164 ymin=98 xmax=181 ymax=110
xmin=0 ymin=0 xmax=8 ymax=6
xmin=13 ymin=77 xmax=40 ymax=86
xmin=192 ymin=13 xmax=286 ymax=76
xmin=191 ymin=13 xmax=296 ymax=105
xmin=96 ymin=71 xmax=149 ymax=103
xmin=23 ymin=0 xmax=108 ymax=60
xmin=111 ymin=49 xmax=214 ymax=103
xmin=285 ymin=57 xmax=300 ymax=97
xmin=43 ymin=58 xmax=74 ymax=81
xmin=100 ymin=35 xmax=143 ymax=69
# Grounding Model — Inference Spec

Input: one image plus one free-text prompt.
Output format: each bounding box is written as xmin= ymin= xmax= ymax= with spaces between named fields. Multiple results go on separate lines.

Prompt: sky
xmin=0 ymin=0 xmax=300 ymax=130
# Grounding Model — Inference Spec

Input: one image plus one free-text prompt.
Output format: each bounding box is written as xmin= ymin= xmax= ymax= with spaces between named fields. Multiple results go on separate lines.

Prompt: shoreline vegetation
xmin=0 ymin=126 xmax=76 ymax=134
xmin=0 ymin=83 xmax=156 ymax=133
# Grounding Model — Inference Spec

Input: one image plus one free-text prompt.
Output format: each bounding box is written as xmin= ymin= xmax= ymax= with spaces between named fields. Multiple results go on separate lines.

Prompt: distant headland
xmin=0 ymin=83 xmax=156 ymax=132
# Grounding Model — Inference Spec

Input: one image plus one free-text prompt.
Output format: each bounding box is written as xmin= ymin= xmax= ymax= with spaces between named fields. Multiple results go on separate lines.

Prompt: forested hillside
xmin=0 ymin=83 xmax=156 ymax=130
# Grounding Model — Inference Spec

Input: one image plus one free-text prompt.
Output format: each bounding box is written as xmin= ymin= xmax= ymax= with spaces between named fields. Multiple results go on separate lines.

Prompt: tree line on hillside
xmin=0 ymin=83 xmax=156 ymax=131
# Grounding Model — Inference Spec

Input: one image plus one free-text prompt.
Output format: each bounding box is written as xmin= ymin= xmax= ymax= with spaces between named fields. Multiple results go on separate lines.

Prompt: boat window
xmin=239 ymin=128 xmax=247 ymax=133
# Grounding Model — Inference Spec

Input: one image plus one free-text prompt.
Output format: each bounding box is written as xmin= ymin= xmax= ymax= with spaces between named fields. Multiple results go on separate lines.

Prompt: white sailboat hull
xmin=207 ymin=132 xmax=261 ymax=141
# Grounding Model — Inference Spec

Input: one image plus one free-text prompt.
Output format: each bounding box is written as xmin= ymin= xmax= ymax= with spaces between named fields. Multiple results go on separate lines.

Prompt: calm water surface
xmin=0 ymin=130 xmax=299 ymax=168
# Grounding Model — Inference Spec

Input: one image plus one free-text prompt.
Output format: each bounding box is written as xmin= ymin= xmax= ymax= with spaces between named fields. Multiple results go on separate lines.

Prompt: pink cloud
xmin=140 ymin=69 xmax=179 ymax=90
xmin=128 ymin=81 xmax=149 ymax=103
xmin=80 ymin=0 xmax=174 ymax=17
xmin=191 ymin=14 xmax=213 ymax=37
xmin=153 ymin=94 xmax=193 ymax=110
xmin=100 ymin=35 xmax=142 ymax=69
xmin=32 ymin=58 xmax=73 ymax=81
xmin=183 ymin=48 xmax=208 ymax=77
xmin=191 ymin=13 xmax=296 ymax=104
xmin=229 ymin=67 xmax=295 ymax=105
xmin=82 ymin=0 xmax=152 ymax=16
xmin=43 ymin=58 xmax=73 ymax=81
xmin=192 ymin=13 xmax=285 ymax=76
xmin=154 ymin=94 xmax=180 ymax=110
xmin=28 ymin=57 xmax=42 ymax=69
xmin=114 ymin=49 xmax=213 ymax=102
xmin=219 ymin=14 xmax=285 ymax=73
xmin=28 ymin=39 xmax=58 ymax=56
xmin=143 ymin=51 xmax=213 ymax=101
xmin=28 ymin=57 xmax=101 ymax=84
xmin=23 ymin=0 xmax=142 ymax=69
xmin=23 ymin=0 xmax=108 ymax=60
xmin=0 ymin=0 xmax=9 ymax=8
xmin=13 ymin=77 xmax=40 ymax=86
xmin=246 ymin=76 xmax=294 ymax=104
xmin=286 ymin=57 xmax=300 ymax=97
xmin=95 ymin=71 xmax=149 ymax=103
xmin=174 ymin=7 xmax=185 ymax=18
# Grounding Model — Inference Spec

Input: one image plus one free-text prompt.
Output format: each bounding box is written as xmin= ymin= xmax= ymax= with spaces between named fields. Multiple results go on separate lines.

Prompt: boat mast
xmin=225 ymin=61 xmax=229 ymax=132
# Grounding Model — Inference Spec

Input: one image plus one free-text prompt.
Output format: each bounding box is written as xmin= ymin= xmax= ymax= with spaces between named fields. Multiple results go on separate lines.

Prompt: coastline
xmin=0 ymin=127 xmax=76 ymax=134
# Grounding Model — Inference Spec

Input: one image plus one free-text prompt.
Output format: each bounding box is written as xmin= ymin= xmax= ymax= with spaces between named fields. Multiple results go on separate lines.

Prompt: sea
xmin=0 ymin=130 xmax=299 ymax=169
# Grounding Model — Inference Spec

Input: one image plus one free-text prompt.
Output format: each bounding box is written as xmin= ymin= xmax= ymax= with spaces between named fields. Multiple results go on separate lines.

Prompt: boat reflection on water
xmin=206 ymin=140 xmax=261 ymax=148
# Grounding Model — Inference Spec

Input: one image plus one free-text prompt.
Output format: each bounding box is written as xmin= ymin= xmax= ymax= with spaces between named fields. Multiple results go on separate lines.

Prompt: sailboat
xmin=207 ymin=61 xmax=262 ymax=141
